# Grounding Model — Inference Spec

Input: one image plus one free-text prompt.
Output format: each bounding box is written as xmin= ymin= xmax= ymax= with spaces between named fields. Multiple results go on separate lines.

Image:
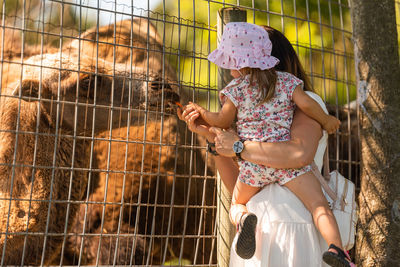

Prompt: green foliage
xmin=1 ymin=0 xmax=95 ymax=47
xmin=153 ymin=0 xmax=356 ymax=106
xmin=164 ymin=258 xmax=192 ymax=266
xmin=0 ymin=0 xmax=362 ymax=106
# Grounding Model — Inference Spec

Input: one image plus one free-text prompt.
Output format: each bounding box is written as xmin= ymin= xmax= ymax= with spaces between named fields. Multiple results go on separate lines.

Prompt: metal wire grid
xmin=0 ymin=0 xmax=215 ymax=265
xmin=161 ymin=0 xmax=358 ymax=179
xmin=0 ymin=0 xmax=359 ymax=266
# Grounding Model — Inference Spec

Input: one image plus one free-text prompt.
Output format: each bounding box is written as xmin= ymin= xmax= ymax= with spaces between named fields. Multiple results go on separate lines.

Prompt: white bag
xmin=311 ymin=150 xmax=358 ymax=251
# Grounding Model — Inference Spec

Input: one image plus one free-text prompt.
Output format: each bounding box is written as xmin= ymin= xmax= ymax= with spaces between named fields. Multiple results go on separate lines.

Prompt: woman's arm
xmin=213 ymin=156 xmax=239 ymax=194
xmin=212 ymin=108 xmax=323 ymax=169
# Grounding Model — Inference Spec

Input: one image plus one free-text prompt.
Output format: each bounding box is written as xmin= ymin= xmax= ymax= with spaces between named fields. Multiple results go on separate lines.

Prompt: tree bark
xmin=350 ymin=0 xmax=400 ymax=266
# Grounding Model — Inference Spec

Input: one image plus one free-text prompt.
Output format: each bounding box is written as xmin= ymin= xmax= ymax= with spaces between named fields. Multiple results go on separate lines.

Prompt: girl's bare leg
xmin=230 ymin=179 xmax=261 ymax=259
xmin=283 ymin=172 xmax=343 ymax=253
xmin=230 ymin=179 xmax=261 ymax=225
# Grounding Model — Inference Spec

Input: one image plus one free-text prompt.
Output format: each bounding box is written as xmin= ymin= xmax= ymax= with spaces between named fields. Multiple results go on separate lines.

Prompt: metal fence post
xmin=216 ymin=7 xmax=246 ymax=267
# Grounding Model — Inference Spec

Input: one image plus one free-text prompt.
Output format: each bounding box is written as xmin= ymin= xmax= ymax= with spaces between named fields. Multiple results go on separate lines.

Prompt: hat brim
xmin=208 ymin=48 xmax=280 ymax=70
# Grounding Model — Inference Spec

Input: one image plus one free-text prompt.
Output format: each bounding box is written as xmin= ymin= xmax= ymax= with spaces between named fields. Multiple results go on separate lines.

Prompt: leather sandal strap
xmin=235 ymin=212 xmax=246 ymax=232
xmin=329 ymin=244 xmax=351 ymax=261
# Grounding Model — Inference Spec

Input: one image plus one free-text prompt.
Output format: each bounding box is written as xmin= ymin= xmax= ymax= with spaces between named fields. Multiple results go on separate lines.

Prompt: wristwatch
xmin=206 ymin=139 xmax=219 ymax=156
xmin=232 ymin=139 xmax=245 ymax=160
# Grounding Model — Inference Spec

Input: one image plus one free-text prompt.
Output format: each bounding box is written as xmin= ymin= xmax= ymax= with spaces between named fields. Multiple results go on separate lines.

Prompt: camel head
xmin=6 ymin=52 xmax=180 ymax=135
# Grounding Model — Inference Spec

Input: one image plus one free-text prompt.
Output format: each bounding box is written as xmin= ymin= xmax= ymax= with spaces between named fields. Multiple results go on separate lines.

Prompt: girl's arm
xmin=212 ymin=108 xmax=323 ymax=169
xmin=292 ymin=85 xmax=340 ymax=134
xmin=187 ymin=100 xmax=237 ymax=129
xmin=178 ymin=104 xmax=238 ymax=194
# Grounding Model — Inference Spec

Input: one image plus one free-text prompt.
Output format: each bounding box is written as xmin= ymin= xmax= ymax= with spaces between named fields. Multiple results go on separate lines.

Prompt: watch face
xmin=233 ymin=140 xmax=244 ymax=153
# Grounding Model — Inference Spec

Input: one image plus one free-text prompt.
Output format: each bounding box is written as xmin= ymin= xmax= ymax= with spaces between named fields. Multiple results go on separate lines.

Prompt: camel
xmin=0 ymin=18 xmax=185 ymax=265
xmin=60 ymin=20 xmax=216 ymax=265
xmin=0 ymin=17 xmax=215 ymax=265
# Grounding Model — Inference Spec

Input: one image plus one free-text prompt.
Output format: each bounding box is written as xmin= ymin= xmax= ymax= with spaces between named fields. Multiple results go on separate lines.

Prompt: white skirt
xmin=229 ymin=183 xmax=329 ymax=267
xmin=230 ymin=92 xmax=330 ymax=267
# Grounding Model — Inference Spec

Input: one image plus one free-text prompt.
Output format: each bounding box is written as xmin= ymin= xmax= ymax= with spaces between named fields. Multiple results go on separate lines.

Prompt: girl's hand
xmin=209 ymin=127 xmax=239 ymax=157
xmin=185 ymin=102 xmax=207 ymax=118
xmin=177 ymin=103 xmax=215 ymax=141
xmin=323 ymin=115 xmax=341 ymax=134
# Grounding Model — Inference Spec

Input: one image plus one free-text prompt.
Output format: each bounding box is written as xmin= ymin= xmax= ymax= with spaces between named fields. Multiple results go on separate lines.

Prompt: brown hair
xmin=242 ymin=26 xmax=312 ymax=104
xmin=261 ymin=25 xmax=313 ymax=92
xmin=241 ymin=67 xmax=277 ymax=103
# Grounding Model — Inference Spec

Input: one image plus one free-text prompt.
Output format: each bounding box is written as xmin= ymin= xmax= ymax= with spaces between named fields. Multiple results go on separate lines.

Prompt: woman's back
xmin=229 ymin=91 xmax=329 ymax=267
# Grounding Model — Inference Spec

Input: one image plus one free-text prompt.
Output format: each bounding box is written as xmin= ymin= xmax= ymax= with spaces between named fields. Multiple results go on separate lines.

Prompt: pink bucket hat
xmin=208 ymin=22 xmax=279 ymax=70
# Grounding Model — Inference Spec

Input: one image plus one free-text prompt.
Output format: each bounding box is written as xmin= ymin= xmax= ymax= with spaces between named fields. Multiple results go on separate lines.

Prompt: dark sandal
xmin=322 ymin=244 xmax=356 ymax=267
xmin=235 ymin=212 xmax=257 ymax=259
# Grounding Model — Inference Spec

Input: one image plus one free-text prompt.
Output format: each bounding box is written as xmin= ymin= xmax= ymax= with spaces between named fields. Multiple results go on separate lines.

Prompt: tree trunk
xmin=350 ymin=0 xmax=400 ymax=266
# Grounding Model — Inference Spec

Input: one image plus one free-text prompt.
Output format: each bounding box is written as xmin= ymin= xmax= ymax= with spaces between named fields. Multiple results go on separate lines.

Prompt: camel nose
xmin=149 ymin=77 xmax=180 ymax=103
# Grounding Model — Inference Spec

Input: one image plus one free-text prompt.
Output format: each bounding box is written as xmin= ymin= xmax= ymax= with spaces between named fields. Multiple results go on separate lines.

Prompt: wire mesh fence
xmin=0 ymin=0 xmax=359 ymax=266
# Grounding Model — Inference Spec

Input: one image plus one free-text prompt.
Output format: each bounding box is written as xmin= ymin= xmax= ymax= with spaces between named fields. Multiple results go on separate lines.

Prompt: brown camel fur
xmin=64 ymin=120 xmax=215 ymax=265
xmin=0 ymin=18 xmax=214 ymax=265
xmin=0 ymin=58 xmax=178 ymax=264
xmin=0 ymin=19 xmax=182 ymax=265
xmin=61 ymin=19 xmax=215 ymax=265
xmin=0 ymin=96 xmax=90 ymax=264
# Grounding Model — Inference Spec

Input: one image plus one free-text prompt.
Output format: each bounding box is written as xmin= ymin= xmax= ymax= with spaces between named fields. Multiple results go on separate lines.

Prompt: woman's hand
xmin=177 ymin=103 xmax=215 ymax=142
xmin=209 ymin=127 xmax=240 ymax=157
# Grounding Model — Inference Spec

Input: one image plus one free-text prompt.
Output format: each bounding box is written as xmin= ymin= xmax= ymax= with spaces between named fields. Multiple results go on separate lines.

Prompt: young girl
xmin=187 ymin=22 xmax=354 ymax=267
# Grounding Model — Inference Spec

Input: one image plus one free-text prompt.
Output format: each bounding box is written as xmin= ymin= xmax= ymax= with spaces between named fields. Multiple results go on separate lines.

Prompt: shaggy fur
xmin=0 ymin=97 xmax=90 ymax=264
xmin=0 ymin=18 xmax=182 ymax=265
xmin=65 ymin=119 xmax=215 ymax=265
xmin=0 ymin=17 xmax=214 ymax=265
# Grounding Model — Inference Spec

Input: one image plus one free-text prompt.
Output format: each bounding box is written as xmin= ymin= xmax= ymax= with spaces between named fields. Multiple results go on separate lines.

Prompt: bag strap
xmin=311 ymin=162 xmax=338 ymax=202
xmin=340 ymin=173 xmax=348 ymax=211
xmin=314 ymin=145 xmax=347 ymax=210
xmin=323 ymin=144 xmax=330 ymax=179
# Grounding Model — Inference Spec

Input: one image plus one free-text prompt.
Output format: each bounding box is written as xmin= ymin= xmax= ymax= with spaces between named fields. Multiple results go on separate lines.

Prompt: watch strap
xmin=206 ymin=139 xmax=219 ymax=156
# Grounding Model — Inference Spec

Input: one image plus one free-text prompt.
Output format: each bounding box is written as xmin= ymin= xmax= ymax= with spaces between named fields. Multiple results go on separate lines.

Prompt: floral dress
xmin=220 ymin=71 xmax=312 ymax=187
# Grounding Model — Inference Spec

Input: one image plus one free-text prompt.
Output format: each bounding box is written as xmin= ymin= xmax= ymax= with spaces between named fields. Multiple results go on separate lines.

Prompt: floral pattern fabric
xmin=220 ymin=71 xmax=312 ymax=187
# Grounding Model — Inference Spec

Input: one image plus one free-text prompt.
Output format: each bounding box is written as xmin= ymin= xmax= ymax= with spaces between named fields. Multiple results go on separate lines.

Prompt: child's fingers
xmin=187 ymin=102 xmax=203 ymax=110
xmin=191 ymin=103 xmax=202 ymax=112
xmin=187 ymin=112 xmax=199 ymax=124
xmin=187 ymin=113 xmax=201 ymax=131
xmin=177 ymin=107 xmax=183 ymax=120
xmin=181 ymin=104 xmax=195 ymax=118
xmin=185 ymin=110 xmax=202 ymax=125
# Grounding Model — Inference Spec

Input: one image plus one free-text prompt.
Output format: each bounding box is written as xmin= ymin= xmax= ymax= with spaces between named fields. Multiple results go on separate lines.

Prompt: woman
xmin=179 ymin=26 xmax=332 ymax=267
